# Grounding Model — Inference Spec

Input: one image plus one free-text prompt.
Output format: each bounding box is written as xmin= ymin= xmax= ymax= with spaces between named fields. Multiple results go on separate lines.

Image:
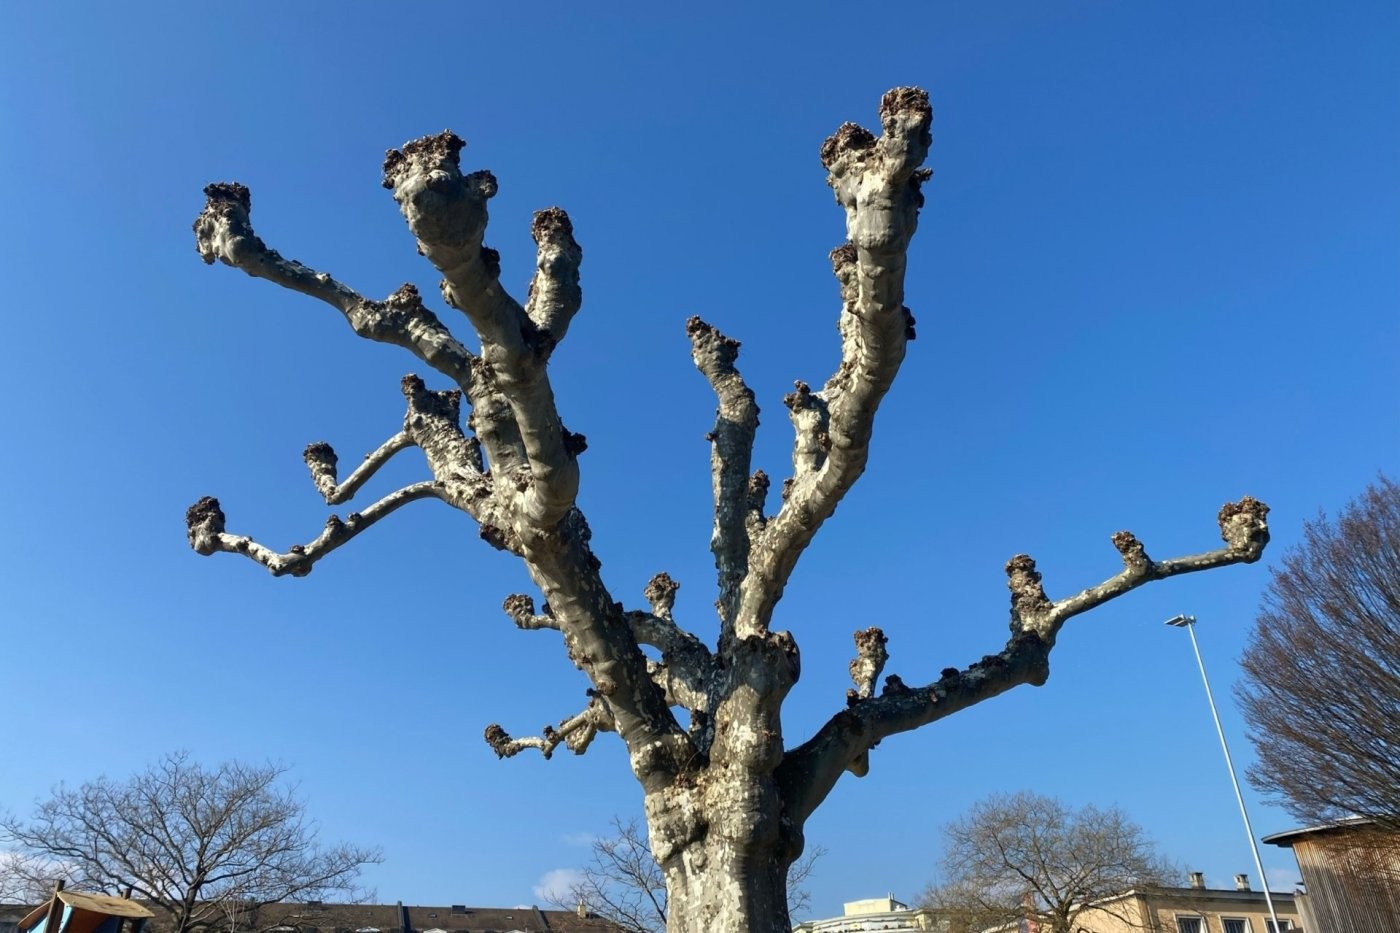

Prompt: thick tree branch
xmin=505 ymin=577 xmax=714 ymax=721
xmin=382 ymin=134 xmax=696 ymax=780
xmin=687 ymin=317 xmax=760 ymax=637
xmin=184 ymin=484 xmax=445 ymax=577
xmin=394 ymin=374 xmax=517 ymax=541
xmin=737 ymin=88 xmax=932 ymax=637
xmin=194 ymin=186 xmax=478 ymax=390
xmin=383 ymin=132 xmax=580 ymax=527
xmin=776 ymin=497 xmax=1269 ymax=823
xmin=483 ymin=695 xmax=616 ymax=760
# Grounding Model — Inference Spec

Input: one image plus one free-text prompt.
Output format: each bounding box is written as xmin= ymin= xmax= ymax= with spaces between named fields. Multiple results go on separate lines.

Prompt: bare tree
xmin=185 ymin=87 xmax=1269 ymax=932
xmin=1237 ymin=475 xmax=1400 ymax=832
xmin=921 ymin=792 xmax=1175 ymax=933
xmin=0 ymin=852 xmax=60 ymax=904
xmin=557 ymin=817 xmax=822 ymax=932
xmin=0 ymin=753 xmax=380 ymax=933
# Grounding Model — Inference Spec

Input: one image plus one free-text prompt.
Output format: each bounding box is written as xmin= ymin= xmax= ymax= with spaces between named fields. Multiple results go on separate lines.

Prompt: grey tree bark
xmin=186 ymin=88 xmax=1269 ymax=933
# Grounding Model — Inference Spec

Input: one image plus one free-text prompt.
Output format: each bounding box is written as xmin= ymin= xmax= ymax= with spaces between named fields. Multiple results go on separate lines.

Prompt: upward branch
xmin=687 ymin=317 xmax=759 ymax=640
xmin=381 ymin=131 xmax=692 ymax=780
xmin=383 ymin=133 xmax=581 ymax=527
xmin=736 ymin=88 xmax=932 ymax=638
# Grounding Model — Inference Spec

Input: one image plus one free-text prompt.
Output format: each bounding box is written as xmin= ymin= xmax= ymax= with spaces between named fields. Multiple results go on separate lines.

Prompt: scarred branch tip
xmin=303 ymin=441 xmax=337 ymax=470
xmin=686 ymin=316 xmax=741 ymax=369
xmin=819 ymin=122 xmax=877 ymax=170
xmin=829 ymin=242 xmax=858 ymax=270
xmin=1110 ymin=530 xmax=1149 ymax=568
xmin=747 ymin=470 xmax=770 ymax=511
xmin=644 ymin=572 xmax=680 ymax=616
xmin=1218 ymin=496 xmax=1270 ymax=559
xmin=878 ymin=86 xmax=932 ymax=129
xmin=202 ymin=181 xmax=250 ymax=211
xmin=848 ymin=626 xmax=890 ymax=701
xmin=382 ymin=130 xmax=465 ymax=189
xmin=531 ymin=206 xmax=575 ymax=244
xmin=483 ymin=723 xmax=514 ymax=758
xmin=1006 ymin=553 xmax=1053 ymax=629
xmin=185 ymin=496 xmax=226 ymax=554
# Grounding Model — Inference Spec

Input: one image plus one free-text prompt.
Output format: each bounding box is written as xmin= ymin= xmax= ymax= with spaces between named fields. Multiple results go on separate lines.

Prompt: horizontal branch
xmin=484 ymin=695 xmax=616 ymax=760
xmin=184 ymin=483 xmax=445 ymax=577
xmin=776 ymin=497 xmax=1270 ymax=823
xmin=194 ymin=184 xmax=478 ymax=390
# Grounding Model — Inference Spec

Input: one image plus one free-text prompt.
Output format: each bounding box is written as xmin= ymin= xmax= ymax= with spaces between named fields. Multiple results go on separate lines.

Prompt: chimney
xmin=576 ymin=901 xmax=588 ymax=919
xmin=1189 ymin=872 xmax=1205 ymax=889
xmin=1234 ymin=874 xmax=1251 ymax=891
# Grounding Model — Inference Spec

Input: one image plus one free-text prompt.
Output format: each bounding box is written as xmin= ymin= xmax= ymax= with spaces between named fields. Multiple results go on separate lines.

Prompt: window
xmin=1223 ymin=920 xmax=1248 ymax=933
xmin=1176 ymin=919 xmax=1203 ymax=933
xmin=1265 ymin=922 xmax=1292 ymax=933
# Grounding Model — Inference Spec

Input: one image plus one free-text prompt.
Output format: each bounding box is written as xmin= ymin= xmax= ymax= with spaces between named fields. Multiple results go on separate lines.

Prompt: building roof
xmin=1262 ymin=815 xmax=1388 ymax=847
xmin=4 ymin=902 xmax=619 ymax=933
xmin=201 ymin=903 xmax=616 ymax=933
xmin=19 ymin=892 xmax=154 ymax=933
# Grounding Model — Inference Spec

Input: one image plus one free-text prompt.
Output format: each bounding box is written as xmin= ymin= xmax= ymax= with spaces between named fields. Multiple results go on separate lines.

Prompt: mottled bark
xmin=186 ymin=87 xmax=1268 ymax=933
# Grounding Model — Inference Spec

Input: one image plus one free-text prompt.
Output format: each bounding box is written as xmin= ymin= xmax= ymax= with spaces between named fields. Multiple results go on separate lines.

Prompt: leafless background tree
xmin=186 ymin=86 xmax=1269 ymax=932
xmin=0 ymin=852 xmax=61 ymax=904
xmin=1237 ymin=475 xmax=1400 ymax=832
xmin=556 ymin=817 xmax=822 ymax=932
xmin=920 ymin=792 xmax=1175 ymax=933
xmin=0 ymin=753 xmax=380 ymax=933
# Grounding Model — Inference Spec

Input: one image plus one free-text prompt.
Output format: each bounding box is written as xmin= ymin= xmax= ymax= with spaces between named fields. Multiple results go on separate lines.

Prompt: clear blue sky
xmin=2 ymin=0 xmax=1395 ymax=922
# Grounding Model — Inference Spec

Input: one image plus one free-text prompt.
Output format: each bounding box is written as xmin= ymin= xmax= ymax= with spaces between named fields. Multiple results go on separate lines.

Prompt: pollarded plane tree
xmin=186 ymin=88 xmax=1270 ymax=933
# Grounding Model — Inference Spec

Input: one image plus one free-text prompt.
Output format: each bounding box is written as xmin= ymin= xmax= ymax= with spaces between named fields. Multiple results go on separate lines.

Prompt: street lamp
xmin=1164 ymin=614 xmax=1283 ymax=931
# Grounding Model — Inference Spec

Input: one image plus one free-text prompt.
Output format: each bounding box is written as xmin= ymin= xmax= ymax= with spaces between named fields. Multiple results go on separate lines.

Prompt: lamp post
xmin=1164 ymin=614 xmax=1283 ymax=931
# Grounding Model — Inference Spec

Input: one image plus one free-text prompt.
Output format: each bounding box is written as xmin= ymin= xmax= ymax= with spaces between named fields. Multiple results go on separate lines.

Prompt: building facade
xmin=1060 ymin=877 xmax=1301 ymax=933
xmin=792 ymin=895 xmax=946 ymax=933
xmin=1265 ymin=818 xmax=1400 ymax=933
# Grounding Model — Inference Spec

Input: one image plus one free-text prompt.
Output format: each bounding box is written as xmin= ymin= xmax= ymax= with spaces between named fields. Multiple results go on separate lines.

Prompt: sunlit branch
xmin=484 ymin=696 xmax=616 ymax=760
xmin=184 ymin=484 xmax=445 ymax=577
xmin=302 ymin=433 xmax=414 ymax=506
xmin=686 ymin=317 xmax=759 ymax=638
xmin=383 ymin=132 xmax=580 ymax=527
xmin=777 ymin=497 xmax=1270 ymax=824
xmin=194 ymin=185 xmax=477 ymax=390
xmin=736 ymin=89 xmax=932 ymax=639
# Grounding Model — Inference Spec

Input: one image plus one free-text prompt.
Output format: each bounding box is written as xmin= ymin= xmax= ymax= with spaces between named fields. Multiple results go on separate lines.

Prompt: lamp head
xmin=1164 ymin=614 xmax=1196 ymax=628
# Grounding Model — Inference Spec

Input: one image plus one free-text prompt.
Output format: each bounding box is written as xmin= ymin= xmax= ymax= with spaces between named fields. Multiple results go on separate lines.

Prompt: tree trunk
xmin=646 ymin=774 xmax=798 ymax=933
